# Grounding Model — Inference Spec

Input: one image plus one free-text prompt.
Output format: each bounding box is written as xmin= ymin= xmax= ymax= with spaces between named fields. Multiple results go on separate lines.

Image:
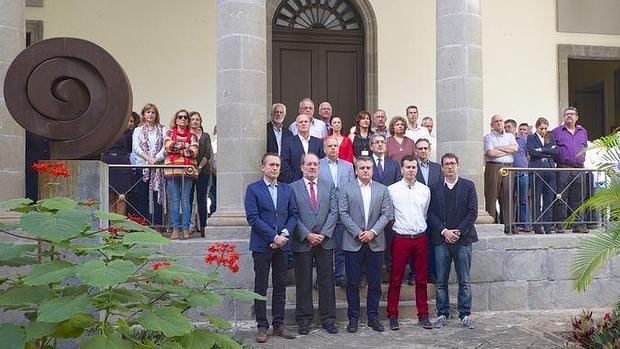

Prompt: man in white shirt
xmin=483 ymin=114 xmax=518 ymax=232
xmin=289 ymin=98 xmax=328 ymax=139
xmin=404 ymin=105 xmax=431 ymax=143
xmin=385 ymin=155 xmax=433 ymax=331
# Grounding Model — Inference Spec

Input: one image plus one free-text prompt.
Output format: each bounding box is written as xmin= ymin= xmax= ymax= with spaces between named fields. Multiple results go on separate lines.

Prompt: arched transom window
xmin=274 ymin=0 xmax=362 ymax=31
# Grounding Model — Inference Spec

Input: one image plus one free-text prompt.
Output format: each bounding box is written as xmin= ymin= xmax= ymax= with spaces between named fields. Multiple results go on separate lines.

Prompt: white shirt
xmin=405 ymin=126 xmax=431 ymax=143
xmin=272 ymin=123 xmax=283 ymax=155
xmin=445 ymin=177 xmax=459 ymax=190
xmin=132 ymin=125 xmax=167 ymax=165
xmin=328 ymin=158 xmax=338 ymax=187
xmin=536 ymin=133 xmax=545 ymax=147
xmin=372 ymin=154 xmax=384 ymax=171
xmin=358 ymin=179 xmax=372 ymax=228
xmin=483 ymin=130 xmax=516 ymax=163
xmin=388 ymin=180 xmax=430 ymax=235
xmin=289 ymin=117 xmax=327 ymax=139
xmin=298 ymin=134 xmax=310 ymax=154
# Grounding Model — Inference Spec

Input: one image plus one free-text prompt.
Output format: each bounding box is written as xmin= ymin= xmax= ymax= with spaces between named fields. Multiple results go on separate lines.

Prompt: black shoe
xmin=428 ymin=275 xmax=437 ymax=284
xmin=322 ymin=322 xmax=338 ymax=334
xmin=346 ymin=319 xmax=358 ymax=333
xmin=368 ymin=319 xmax=384 ymax=332
xmin=389 ymin=317 xmax=399 ymax=330
xmin=534 ymin=228 xmax=544 ymax=235
xmin=406 ymin=278 xmax=415 ymax=286
xmin=335 ymin=277 xmax=346 ymax=288
xmin=297 ymin=320 xmax=310 ymax=335
xmin=419 ymin=316 xmax=433 ymax=329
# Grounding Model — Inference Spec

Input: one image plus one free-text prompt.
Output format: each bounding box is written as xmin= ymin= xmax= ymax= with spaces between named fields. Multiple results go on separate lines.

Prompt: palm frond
xmin=571 ymin=224 xmax=620 ymax=292
xmin=567 ymin=179 xmax=620 ymax=225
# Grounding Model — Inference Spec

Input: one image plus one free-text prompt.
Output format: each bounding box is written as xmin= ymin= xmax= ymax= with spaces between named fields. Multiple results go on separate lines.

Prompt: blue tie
xmin=376 ymin=158 xmax=384 ymax=179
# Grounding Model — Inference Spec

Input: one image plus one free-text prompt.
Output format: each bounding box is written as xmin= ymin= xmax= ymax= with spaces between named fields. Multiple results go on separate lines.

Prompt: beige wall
xmin=26 ymin=0 xmax=217 ymax=133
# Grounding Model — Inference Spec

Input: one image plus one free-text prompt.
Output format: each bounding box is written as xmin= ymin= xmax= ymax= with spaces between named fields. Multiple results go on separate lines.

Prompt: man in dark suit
xmin=339 ymin=156 xmax=393 ymax=333
xmin=280 ymin=113 xmax=325 ymax=183
xmin=266 ymin=103 xmax=292 ymax=156
xmin=244 ymin=153 xmax=298 ymax=343
xmin=291 ymin=153 xmax=339 ymax=335
xmin=369 ymin=133 xmax=400 ymax=278
xmin=428 ymin=153 xmax=478 ymax=330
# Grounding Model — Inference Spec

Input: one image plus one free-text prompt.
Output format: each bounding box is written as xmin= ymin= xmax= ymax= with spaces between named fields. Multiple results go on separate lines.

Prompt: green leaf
xmin=0 ymin=198 xmax=33 ymax=210
xmin=125 ymin=246 xmax=158 ymax=259
xmin=76 ymin=259 xmax=135 ymax=288
xmin=138 ymin=307 xmax=193 ymax=337
xmin=0 ymin=243 xmax=37 ymax=261
xmin=80 ymin=334 xmax=132 ymax=349
xmin=205 ymin=313 xmax=230 ymax=329
xmin=158 ymin=341 xmax=185 ymax=349
xmin=179 ymin=329 xmax=216 ymax=349
xmin=212 ymin=332 xmax=242 ymax=349
xmin=39 ymin=197 xmax=77 ymax=210
xmin=102 ymin=244 xmax=130 ymax=257
xmin=0 ymin=285 xmax=54 ymax=305
xmin=0 ymin=257 xmax=38 ymax=267
xmin=187 ymin=293 xmax=223 ymax=308
xmin=155 ymin=265 xmax=216 ymax=284
xmin=95 ymin=211 xmax=126 ymax=221
xmin=25 ymin=321 xmax=57 ymax=341
xmin=20 ymin=209 xmax=90 ymax=242
xmin=123 ymin=231 xmax=170 ymax=245
xmin=37 ymin=295 xmax=90 ymax=323
xmin=23 ymin=261 xmax=76 ymax=286
xmin=92 ymin=288 xmax=144 ymax=304
xmin=227 ymin=288 xmax=266 ymax=301
xmin=52 ymin=314 xmax=95 ymax=338
xmin=0 ymin=323 xmax=25 ymax=349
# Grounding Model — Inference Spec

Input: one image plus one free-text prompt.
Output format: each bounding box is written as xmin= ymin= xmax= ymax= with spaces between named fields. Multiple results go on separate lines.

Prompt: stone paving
xmin=232 ymin=309 xmax=608 ymax=349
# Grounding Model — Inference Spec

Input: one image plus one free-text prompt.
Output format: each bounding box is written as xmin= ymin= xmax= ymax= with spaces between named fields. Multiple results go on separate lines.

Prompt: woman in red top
xmin=325 ymin=115 xmax=354 ymax=163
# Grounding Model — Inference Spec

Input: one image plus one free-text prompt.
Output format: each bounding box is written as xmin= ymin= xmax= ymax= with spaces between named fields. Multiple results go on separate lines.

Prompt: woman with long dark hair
xmin=189 ymin=111 xmax=213 ymax=237
xmin=326 ymin=115 xmax=354 ymax=163
xmin=349 ymin=110 xmax=373 ymax=159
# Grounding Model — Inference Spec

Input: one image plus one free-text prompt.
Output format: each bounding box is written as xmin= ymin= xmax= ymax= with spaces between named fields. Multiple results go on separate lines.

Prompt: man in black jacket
xmin=266 ymin=103 xmax=292 ymax=156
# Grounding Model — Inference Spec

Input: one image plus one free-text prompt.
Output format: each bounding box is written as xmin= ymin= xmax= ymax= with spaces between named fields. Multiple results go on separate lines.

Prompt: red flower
xmin=172 ymin=279 xmax=185 ymax=286
xmin=204 ymin=243 xmax=240 ymax=273
xmin=127 ymin=213 xmax=149 ymax=226
xmin=151 ymin=261 xmax=172 ymax=271
xmin=32 ymin=161 xmax=71 ymax=177
xmin=604 ymin=312 xmax=612 ymax=322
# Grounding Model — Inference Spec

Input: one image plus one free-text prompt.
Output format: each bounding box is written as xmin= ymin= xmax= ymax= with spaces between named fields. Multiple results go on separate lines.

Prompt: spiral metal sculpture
xmin=3 ymin=37 xmax=132 ymax=159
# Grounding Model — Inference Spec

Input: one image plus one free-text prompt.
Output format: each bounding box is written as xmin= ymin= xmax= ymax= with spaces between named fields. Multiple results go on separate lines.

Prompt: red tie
xmin=309 ymin=181 xmax=318 ymax=210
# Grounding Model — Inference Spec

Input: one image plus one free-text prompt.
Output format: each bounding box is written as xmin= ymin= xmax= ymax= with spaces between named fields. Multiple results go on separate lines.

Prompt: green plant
xmin=0 ymin=196 xmax=262 ymax=349
xmin=569 ymin=307 xmax=620 ymax=349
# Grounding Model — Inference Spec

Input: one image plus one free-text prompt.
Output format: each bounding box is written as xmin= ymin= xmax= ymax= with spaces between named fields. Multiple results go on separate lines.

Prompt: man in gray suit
xmin=339 ymin=156 xmax=393 ymax=333
xmin=319 ymin=136 xmax=356 ymax=287
xmin=291 ymin=153 xmax=339 ymax=335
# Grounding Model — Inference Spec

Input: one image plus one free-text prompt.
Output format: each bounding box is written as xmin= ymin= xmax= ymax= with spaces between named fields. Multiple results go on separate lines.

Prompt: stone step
xmin=281 ymin=283 xmax=437 ymax=304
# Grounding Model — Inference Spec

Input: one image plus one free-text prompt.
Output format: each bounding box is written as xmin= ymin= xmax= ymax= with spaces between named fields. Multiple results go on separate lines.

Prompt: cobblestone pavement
xmin=233 ymin=309 xmax=605 ymax=349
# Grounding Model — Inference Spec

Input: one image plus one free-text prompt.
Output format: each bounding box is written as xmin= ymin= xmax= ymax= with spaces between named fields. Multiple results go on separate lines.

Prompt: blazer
xmin=280 ymin=135 xmax=325 ymax=183
xmin=338 ymin=180 xmax=394 ymax=252
xmin=428 ymin=178 xmax=478 ymax=246
xmin=318 ymin=157 xmax=356 ymax=198
xmin=290 ymin=178 xmax=338 ymax=252
xmin=527 ymin=133 xmax=558 ymax=168
xmin=416 ymin=160 xmax=444 ymax=187
xmin=244 ymin=179 xmax=298 ymax=253
xmin=372 ymin=156 xmax=401 ymax=186
xmin=266 ymin=121 xmax=292 ymax=155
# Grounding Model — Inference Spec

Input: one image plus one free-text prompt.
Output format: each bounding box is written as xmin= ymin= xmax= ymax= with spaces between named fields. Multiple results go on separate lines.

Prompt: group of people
xmin=246 ymin=98 xmax=479 ymax=343
xmin=483 ymin=107 xmax=590 ymax=235
xmin=101 ymin=103 xmax=218 ymax=239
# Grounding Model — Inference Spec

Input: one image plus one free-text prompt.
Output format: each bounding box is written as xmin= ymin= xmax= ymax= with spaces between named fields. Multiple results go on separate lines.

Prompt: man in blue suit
xmin=319 ymin=136 xmax=356 ymax=287
xmin=281 ymin=113 xmax=325 ymax=183
xmin=428 ymin=153 xmax=478 ymax=330
xmin=369 ymin=133 xmax=401 ymax=278
xmin=244 ymin=153 xmax=298 ymax=343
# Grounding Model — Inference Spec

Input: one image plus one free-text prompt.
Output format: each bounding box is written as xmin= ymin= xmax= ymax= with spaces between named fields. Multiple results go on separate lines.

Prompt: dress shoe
xmin=534 ymin=228 xmax=544 ymax=235
xmin=322 ymin=322 xmax=338 ymax=334
xmin=255 ymin=328 xmax=268 ymax=343
xmin=367 ymin=319 xmax=384 ymax=332
xmin=273 ymin=325 xmax=296 ymax=339
xmin=297 ymin=322 xmax=310 ymax=335
xmin=572 ymin=225 xmax=588 ymax=234
xmin=388 ymin=316 xmax=399 ymax=330
xmin=335 ymin=277 xmax=346 ymax=288
xmin=419 ymin=316 xmax=433 ymax=329
xmin=406 ymin=278 xmax=415 ymax=286
xmin=346 ymin=319 xmax=358 ymax=333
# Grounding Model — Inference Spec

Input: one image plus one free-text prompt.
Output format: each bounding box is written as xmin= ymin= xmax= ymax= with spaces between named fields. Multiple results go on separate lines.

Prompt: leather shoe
xmin=297 ymin=323 xmax=310 ymax=335
xmin=368 ymin=319 xmax=384 ymax=332
xmin=255 ymin=328 xmax=268 ymax=343
xmin=389 ymin=316 xmax=399 ymax=330
xmin=273 ymin=325 xmax=296 ymax=339
xmin=346 ymin=319 xmax=358 ymax=333
xmin=335 ymin=277 xmax=346 ymax=287
xmin=419 ymin=316 xmax=433 ymax=329
xmin=406 ymin=278 xmax=415 ymax=286
xmin=322 ymin=322 xmax=338 ymax=334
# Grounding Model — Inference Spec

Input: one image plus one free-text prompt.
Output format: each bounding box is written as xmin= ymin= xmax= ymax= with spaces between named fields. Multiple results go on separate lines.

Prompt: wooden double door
xmin=272 ymin=32 xmax=365 ymax=130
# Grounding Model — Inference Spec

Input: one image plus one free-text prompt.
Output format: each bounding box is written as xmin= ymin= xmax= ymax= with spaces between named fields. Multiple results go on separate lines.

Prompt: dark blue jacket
xmin=244 ymin=179 xmax=298 ymax=252
xmin=527 ymin=133 xmax=558 ymax=168
xmin=428 ymin=178 xmax=478 ymax=246
xmin=372 ymin=156 xmax=401 ymax=186
xmin=280 ymin=135 xmax=325 ymax=183
xmin=416 ymin=160 xmax=444 ymax=188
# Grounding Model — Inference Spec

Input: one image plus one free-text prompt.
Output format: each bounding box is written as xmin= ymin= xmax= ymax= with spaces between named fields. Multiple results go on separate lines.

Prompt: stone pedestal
xmin=210 ymin=0 xmax=267 ymax=226
xmin=435 ymin=0 xmax=493 ymax=223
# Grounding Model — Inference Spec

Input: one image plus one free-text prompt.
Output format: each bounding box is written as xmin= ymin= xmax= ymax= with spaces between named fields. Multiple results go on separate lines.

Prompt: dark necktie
xmin=376 ymin=158 xmax=384 ymax=179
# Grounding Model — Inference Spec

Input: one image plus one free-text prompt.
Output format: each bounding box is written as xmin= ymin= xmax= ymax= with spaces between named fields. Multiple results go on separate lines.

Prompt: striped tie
xmin=309 ymin=181 xmax=318 ymax=210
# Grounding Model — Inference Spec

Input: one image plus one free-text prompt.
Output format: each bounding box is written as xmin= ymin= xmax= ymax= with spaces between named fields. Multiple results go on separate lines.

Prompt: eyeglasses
xmin=443 ymin=162 xmax=458 ymax=166
xmin=177 ymin=114 xmax=189 ymax=120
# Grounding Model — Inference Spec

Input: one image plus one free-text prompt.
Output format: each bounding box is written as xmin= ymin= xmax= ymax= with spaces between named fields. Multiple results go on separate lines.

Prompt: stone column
xmin=0 ymin=0 xmax=25 ymax=204
xmin=436 ymin=0 xmax=493 ymax=223
xmin=211 ymin=0 xmax=267 ymax=226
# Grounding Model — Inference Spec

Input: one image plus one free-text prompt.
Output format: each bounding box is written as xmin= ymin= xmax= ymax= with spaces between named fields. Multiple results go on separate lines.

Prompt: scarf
xmin=139 ymin=124 xmax=166 ymax=210
xmin=169 ymin=127 xmax=192 ymax=165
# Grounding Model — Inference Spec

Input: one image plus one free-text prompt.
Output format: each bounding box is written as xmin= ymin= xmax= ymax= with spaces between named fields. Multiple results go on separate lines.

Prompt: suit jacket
xmin=290 ymin=178 xmax=338 ymax=252
xmin=244 ymin=179 xmax=298 ymax=252
xmin=318 ymin=157 xmax=355 ymax=199
xmin=266 ymin=121 xmax=292 ymax=155
xmin=416 ymin=160 xmax=444 ymax=187
xmin=338 ymin=180 xmax=393 ymax=252
xmin=428 ymin=178 xmax=478 ymax=246
xmin=527 ymin=133 xmax=558 ymax=168
xmin=280 ymin=135 xmax=325 ymax=183
xmin=372 ymin=156 xmax=401 ymax=186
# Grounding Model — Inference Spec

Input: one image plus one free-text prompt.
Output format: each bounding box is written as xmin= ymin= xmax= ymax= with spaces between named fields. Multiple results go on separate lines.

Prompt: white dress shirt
xmin=483 ymin=130 xmax=516 ymax=163
xmin=445 ymin=177 xmax=459 ymax=190
xmin=303 ymin=177 xmax=318 ymax=202
xmin=372 ymin=154 xmax=384 ymax=171
xmin=358 ymin=179 xmax=372 ymax=228
xmin=405 ymin=126 xmax=431 ymax=143
xmin=272 ymin=124 xmax=283 ymax=155
xmin=289 ymin=118 xmax=327 ymax=139
xmin=388 ymin=180 xmax=430 ymax=235
xmin=298 ymin=134 xmax=310 ymax=154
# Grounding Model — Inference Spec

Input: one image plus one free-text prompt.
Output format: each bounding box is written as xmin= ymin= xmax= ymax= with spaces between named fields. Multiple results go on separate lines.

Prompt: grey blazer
xmin=290 ymin=178 xmax=339 ymax=252
xmin=318 ymin=157 xmax=355 ymax=198
xmin=338 ymin=180 xmax=393 ymax=252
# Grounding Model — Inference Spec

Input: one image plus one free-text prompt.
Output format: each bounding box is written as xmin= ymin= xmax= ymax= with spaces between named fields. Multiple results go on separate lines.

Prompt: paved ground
xmin=232 ymin=309 xmax=605 ymax=348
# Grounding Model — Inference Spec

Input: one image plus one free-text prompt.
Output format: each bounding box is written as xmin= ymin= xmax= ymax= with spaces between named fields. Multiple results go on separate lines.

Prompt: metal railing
xmin=500 ymin=167 xmax=610 ymax=233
